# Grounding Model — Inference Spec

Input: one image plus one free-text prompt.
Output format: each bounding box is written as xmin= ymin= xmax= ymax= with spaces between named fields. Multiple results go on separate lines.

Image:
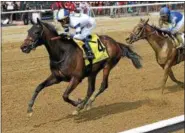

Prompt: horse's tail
xmin=117 ymin=42 xmax=142 ymax=69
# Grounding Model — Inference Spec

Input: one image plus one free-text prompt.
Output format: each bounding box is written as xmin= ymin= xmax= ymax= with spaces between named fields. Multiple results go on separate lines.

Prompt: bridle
xmin=24 ymin=28 xmax=44 ymax=49
xmin=131 ymin=24 xmax=147 ymax=41
xmin=129 ymin=23 xmax=156 ymax=43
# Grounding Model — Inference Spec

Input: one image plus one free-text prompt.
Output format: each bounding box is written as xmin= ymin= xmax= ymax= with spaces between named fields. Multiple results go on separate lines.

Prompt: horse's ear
xmin=145 ymin=18 xmax=149 ymax=24
xmin=37 ymin=18 xmax=42 ymax=26
xmin=140 ymin=18 xmax=145 ymax=23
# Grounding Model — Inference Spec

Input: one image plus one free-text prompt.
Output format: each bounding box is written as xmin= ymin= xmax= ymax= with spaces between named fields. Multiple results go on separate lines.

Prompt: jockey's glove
xmin=59 ymin=33 xmax=68 ymax=38
xmin=69 ymin=34 xmax=74 ymax=39
xmin=60 ymin=33 xmax=74 ymax=39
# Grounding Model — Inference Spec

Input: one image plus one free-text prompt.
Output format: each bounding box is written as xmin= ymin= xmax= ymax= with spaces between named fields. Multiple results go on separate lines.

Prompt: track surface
xmin=2 ymin=16 xmax=184 ymax=133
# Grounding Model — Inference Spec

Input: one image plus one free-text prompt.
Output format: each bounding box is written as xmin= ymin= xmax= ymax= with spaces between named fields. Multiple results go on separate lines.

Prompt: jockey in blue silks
xmin=159 ymin=6 xmax=184 ymax=48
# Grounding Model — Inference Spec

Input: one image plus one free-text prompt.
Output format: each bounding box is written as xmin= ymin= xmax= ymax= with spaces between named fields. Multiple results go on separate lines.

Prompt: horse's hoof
xmin=72 ymin=110 xmax=79 ymax=116
xmin=86 ymin=105 xmax=92 ymax=111
xmin=85 ymin=101 xmax=93 ymax=111
xmin=27 ymin=107 xmax=33 ymax=117
xmin=28 ymin=112 xmax=33 ymax=117
xmin=178 ymin=83 xmax=184 ymax=88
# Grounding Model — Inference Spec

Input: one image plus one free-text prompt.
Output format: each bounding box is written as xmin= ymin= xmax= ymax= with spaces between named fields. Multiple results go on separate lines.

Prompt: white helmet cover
xmin=56 ymin=9 xmax=70 ymax=20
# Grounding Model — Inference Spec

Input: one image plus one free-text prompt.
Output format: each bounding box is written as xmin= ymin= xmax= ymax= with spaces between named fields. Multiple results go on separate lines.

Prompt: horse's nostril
xmin=21 ymin=45 xmax=27 ymax=50
xmin=126 ymin=38 xmax=130 ymax=43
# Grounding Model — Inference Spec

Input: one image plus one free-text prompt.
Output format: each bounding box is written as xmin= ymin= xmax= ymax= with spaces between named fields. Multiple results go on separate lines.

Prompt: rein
xmin=24 ymin=38 xmax=39 ymax=50
xmin=25 ymin=29 xmax=44 ymax=49
xmin=51 ymin=36 xmax=61 ymax=41
xmin=131 ymin=24 xmax=147 ymax=41
xmin=134 ymin=24 xmax=178 ymax=48
xmin=132 ymin=24 xmax=159 ymax=41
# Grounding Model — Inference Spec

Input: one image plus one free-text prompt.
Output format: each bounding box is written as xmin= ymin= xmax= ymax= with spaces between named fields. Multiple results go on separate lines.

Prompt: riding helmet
xmin=160 ymin=7 xmax=171 ymax=17
xmin=56 ymin=9 xmax=70 ymax=20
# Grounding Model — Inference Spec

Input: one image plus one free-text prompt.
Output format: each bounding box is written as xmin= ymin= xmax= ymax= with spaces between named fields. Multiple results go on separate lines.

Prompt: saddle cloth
xmin=73 ymin=34 xmax=109 ymax=66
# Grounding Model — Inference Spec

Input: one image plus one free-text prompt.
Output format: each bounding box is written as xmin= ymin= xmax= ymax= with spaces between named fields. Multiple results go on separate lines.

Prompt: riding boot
xmin=83 ymin=39 xmax=95 ymax=59
xmin=175 ymin=32 xmax=184 ymax=49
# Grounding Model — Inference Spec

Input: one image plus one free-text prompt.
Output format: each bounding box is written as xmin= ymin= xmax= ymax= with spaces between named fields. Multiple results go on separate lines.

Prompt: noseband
xmin=25 ymin=28 xmax=44 ymax=49
xmin=131 ymin=24 xmax=156 ymax=42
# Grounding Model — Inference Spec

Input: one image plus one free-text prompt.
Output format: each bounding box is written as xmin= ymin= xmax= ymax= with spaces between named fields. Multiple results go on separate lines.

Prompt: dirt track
xmin=2 ymin=16 xmax=184 ymax=133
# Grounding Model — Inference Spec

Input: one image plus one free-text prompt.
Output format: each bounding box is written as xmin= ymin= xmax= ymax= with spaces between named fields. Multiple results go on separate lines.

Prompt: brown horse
xmin=20 ymin=19 xmax=142 ymax=116
xmin=126 ymin=18 xmax=184 ymax=94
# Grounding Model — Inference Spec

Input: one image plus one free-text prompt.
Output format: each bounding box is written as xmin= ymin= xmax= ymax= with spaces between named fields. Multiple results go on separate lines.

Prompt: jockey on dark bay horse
xmin=20 ymin=17 xmax=142 ymax=116
xmin=56 ymin=8 xmax=95 ymax=59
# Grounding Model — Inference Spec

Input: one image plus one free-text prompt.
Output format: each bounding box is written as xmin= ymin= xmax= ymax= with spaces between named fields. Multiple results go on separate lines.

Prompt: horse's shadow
xmin=144 ymin=84 xmax=184 ymax=94
xmin=33 ymin=99 xmax=149 ymax=128
xmin=166 ymin=84 xmax=184 ymax=94
xmin=62 ymin=99 xmax=148 ymax=123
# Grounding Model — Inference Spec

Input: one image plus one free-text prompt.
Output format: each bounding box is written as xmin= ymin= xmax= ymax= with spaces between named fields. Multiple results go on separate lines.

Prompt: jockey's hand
xmin=59 ymin=33 xmax=69 ymax=38
xmin=69 ymin=34 xmax=74 ymax=39
xmin=60 ymin=33 xmax=74 ymax=39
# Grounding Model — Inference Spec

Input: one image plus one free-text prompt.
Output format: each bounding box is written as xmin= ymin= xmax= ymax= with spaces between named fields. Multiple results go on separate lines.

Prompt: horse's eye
xmin=137 ymin=27 xmax=141 ymax=30
xmin=35 ymin=31 xmax=40 ymax=35
xmin=135 ymin=27 xmax=140 ymax=32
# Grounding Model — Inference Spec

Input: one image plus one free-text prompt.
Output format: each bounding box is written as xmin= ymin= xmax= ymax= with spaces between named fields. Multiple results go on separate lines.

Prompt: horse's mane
xmin=42 ymin=21 xmax=79 ymax=48
xmin=42 ymin=22 xmax=59 ymax=36
xmin=150 ymin=24 xmax=174 ymax=39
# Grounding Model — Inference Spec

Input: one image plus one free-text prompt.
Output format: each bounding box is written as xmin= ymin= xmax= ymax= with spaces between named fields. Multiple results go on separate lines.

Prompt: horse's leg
xmin=161 ymin=64 xmax=170 ymax=94
xmin=168 ymin=68 xmax=184 ymax=87
xmin=28 ymin=74 xmax=60 ymax=116
xmin=86 ymin=65 xmax=112 ymax=109
xmin=62 ymin=77 xmax=81 ymax=107
xmin=161 ymin=48 xmax=179 ymax=94
xmin=72 ymin=74 xmax=96 ymax=115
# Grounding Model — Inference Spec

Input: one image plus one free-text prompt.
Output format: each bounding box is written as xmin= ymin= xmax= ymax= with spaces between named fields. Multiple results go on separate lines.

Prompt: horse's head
xmin=20 ymin=18 xmax=44 ymax=53
xmin=126 ymin=18 xmax=149 ymax=44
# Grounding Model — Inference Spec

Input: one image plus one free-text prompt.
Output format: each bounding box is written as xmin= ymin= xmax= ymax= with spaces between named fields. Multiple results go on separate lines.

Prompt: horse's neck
xmin=146 ymin=34 xmax=163 ymax=53
xmin=43 ymin=32 xmax=75 ymax=62
xmin=145 ymin=27 xmax=172 ymax=54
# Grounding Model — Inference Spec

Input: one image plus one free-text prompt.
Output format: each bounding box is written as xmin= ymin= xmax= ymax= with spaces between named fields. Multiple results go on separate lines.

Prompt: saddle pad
xmin=74 ymin=34 xmax=109 ymax=66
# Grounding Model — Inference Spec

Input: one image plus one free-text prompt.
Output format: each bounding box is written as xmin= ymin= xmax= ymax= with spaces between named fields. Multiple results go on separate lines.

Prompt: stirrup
xmin=86 ymin=52 xmax=94 ymax=59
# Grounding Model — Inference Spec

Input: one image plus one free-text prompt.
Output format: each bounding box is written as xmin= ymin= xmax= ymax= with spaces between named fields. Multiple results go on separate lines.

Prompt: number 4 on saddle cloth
xmin=74 ymin=34 xmax=109 ymax=66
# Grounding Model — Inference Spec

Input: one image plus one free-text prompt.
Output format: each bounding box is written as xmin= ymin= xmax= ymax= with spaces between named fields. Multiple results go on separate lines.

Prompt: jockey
xmin=56 ymin=8 xmax=96 ymax=59
xmin=159 ymin=7 xmax=184 ymax=48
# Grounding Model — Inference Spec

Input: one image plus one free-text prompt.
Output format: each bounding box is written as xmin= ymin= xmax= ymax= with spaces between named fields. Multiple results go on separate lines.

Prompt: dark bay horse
xmin=126 ymin=18 xmax=184 ymax=94
xmin=20 ymin=19 xmax=142 ymax=116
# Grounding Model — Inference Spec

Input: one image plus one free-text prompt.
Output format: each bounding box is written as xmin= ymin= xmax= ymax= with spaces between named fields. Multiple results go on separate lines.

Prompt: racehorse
xmin=126 ymin=18 xmax=184 ymax=94
xmin=20 ymin=18 xmax=142 ymax=116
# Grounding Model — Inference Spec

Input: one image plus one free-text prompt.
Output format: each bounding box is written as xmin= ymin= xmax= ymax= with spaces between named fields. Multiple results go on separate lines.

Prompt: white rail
xmin=119 ymin=115 xmax=184 ymax=133
xmin=1 ymin=2 xmax=184 ymax=14
xmin=91 ymin=2 xmax=184 ymax=9
xmin=1 ymin=9 xmax=51 ymax=14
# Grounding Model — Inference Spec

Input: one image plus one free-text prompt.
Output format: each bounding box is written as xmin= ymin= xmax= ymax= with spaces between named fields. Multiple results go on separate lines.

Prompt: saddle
xmin=73 ymin=34 xmax=109 ymax=66
xmin=161 ymin=31 xmax=184 ymax=48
